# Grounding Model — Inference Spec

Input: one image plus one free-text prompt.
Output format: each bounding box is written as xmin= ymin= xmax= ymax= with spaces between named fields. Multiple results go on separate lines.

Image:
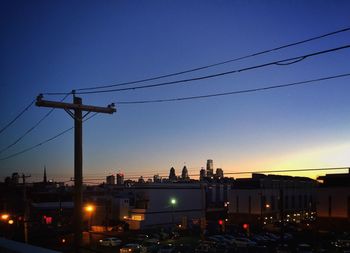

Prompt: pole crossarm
xmin=36 ymin=98 xmax=116 ymax=114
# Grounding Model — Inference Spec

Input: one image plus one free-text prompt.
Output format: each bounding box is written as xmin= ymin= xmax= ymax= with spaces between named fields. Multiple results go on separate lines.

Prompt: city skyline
xmin=1 ymin=1 xmax=350 ymax=181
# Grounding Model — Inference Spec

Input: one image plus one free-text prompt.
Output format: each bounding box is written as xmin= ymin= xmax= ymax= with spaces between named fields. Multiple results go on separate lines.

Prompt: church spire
xmin=43 ymin=166 xmax=47 ymax=183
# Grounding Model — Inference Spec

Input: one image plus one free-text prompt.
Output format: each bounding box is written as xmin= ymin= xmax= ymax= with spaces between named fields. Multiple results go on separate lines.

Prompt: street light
xmin=1 ymin=214 xmax=9 ymax=220
xmin=84 ymin=204 xmax=95 ymax=213
xmin=170 ymin=198 xmax=177 ymax=205
xmin=84 ymin=204 xmax=95 ymax=245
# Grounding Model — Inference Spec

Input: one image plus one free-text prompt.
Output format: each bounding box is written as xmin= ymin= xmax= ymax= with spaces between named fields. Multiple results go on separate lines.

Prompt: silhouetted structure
xmin=181 ymin=166 xmax=190 ymax=180
xmin=169 ymin=167 xmax=177 ymax=181
xmin=216 ymin=168 xmax=224 ymax=179
xmin=106 ymin=174 xmax=115 ymax=185
xmin=43 ymin=166 xmax=47 ymax=183
xmin=199 ymin=168 xmax=206 ymax=182
xmin=117 ymin=173 xmax=124 ymax=185
xmin=206 ymin=159 xmax=214 ymax=178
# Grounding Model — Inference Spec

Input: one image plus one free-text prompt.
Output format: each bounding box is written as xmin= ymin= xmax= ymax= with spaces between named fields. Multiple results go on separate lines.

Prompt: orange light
xmin=84 ymin=205 xmax=95 ymax=213
xmin=8 ymin=219 xmax=14 ymax=225
xmin=1 ymin=214 xmax=9 ymax=220
xmin=265 ymin=204 xmax=270 ymax=208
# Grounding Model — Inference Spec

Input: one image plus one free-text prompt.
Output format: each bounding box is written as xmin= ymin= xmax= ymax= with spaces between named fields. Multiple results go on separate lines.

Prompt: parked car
xmin=99 ymin=237 xmax=122 ymax=247
xmin=296 ymin=244 xmax=313 ymax=253
xmin=157 ymin=244 xmax=175 ymax=253
xmin=142 ymin=240 xmax=160 ymax=253
xmin=120 ymin=243 xmax=145 ymax=253
xmin=195 ymin=241 xmax=217 ymax=253
xmin=231 ymin=237 xmax=257 ymax=247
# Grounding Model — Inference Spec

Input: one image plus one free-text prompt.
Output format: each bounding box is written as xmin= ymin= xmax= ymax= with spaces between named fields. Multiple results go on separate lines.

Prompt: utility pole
xmin=22 ymin=173 xmax=31 ymax=244
xmin=36 ymin=94 xmax=116 ymax=253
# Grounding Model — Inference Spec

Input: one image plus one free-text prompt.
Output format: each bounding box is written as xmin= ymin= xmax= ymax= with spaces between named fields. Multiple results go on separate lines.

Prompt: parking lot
xmin=73 ymin=227 xmax=350 ymax=253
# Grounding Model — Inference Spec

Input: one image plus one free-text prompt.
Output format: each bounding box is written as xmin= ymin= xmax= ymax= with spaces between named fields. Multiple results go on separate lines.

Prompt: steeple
xmin=43 ymin=166 xmax=47 ymax=183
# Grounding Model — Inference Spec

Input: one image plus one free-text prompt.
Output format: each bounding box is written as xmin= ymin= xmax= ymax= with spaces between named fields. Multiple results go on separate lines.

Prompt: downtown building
xmin=227 ymin=173 xmax=317 ymax=228
xmin=316 ymin=170 xmax=350 ymax=231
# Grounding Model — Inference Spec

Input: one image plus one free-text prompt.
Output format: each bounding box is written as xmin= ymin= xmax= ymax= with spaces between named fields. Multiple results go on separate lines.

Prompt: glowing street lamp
xmin=8 ymin=219 xmax=14 ymax=225
xmin=170 ymin=198 xmax=177 ymax=205
xmin=265 ymin=204 xmax=270 ymax=209
xmin=84 ymin=204 xmax=95 ymax=213
xmin=84 ymin=204 xmax=95 ymax=246
xmin=1 ymin=214 xmax=9 ymax=220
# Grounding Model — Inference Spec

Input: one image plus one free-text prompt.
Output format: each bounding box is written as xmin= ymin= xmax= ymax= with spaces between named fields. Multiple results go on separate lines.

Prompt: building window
xmin=348 ymin=196 xmax=350 ymax=218
xmin=248 ymin=196 xmax=251 ymax=214
xmin=131 ymin=215 xmax=143 ymax=221
xmin=328 ymin=196 xmax=332 ymax=217
xmin=236 ymin=196 xmax=239 ymax=213
xmin=271 ymin=196 xmax=275 ymax=211
xmin=285 ymin=195 xmax=289 ymax=210
xmin=261 ymin=195 xmax=266 ymax=212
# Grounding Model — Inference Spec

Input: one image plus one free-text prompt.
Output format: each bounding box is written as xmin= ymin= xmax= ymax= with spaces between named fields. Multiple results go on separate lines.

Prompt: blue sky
xmin=1 ymin=0 xmax=350 ymax=182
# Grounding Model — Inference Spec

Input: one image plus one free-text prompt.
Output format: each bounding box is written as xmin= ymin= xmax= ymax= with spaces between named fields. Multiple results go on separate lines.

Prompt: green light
xmin=170 ymin=198 xmax=177 ymax=205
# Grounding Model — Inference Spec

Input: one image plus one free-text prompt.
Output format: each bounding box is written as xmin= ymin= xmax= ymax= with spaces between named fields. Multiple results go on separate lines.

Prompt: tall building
xmin=106 ymin=174 xmax=115 ymax=185
xmin=181 ymin=166 xmax=190 ymax=180
xmin=206 ymin=159 xmax=214 ymax=178
xmin=153 ymin=174 xmax=161 ymax=183
xmin=200 ymin=168 xmax=206 ymax=181
xmin=169 ymin=167 xmax=177 ymax=181
xmin=116 ymin=173 xmax=124 ymax=185
xmin=216 ymin=168 xmax=224 ymax=179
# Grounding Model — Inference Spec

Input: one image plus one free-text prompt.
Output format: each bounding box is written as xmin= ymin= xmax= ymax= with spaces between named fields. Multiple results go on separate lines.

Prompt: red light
xmin=218 ymin=220 xmax=223 ymax=225
xmin=243 ymin=223 xmax=249 ymax=229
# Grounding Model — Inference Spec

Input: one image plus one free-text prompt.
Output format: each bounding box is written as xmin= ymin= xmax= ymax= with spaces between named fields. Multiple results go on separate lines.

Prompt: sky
xmin=1 ymin=0 xmax=350 ymax=183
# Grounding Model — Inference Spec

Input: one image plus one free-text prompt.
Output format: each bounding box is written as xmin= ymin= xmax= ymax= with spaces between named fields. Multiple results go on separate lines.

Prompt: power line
xmin=116 ymin=73 xmax=350 ymax=104
xmin=73 ymin=26 xmax=350 ymax=92
xmin=0 ymin=99 xmax=35 ymax=135
xmin=115 ymin=73 xmax=350 ymax=105
xmin=0 ymin=93 xmax=71 ymax=155
xmin=0 ymin=112 xmax=98 ymax=161
xmin=82 ymin=167 xmax=349 ymax=181
xmin=2 ymin=72 xmax=349 ymax=160
xmin=54 ymin=44 xmax=350 ymax=95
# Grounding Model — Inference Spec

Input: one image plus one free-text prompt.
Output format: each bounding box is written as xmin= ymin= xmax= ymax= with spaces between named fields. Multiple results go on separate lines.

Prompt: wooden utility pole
xmin=36 ymin=94 xmax=116 ymax=252
xmin=22 ymin=174 xmax=31 ymax=244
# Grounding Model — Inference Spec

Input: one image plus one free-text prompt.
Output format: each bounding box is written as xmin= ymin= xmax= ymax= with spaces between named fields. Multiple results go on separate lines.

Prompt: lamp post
xmin=84 ymin=204 xmax=95 ymax=246
xmin=170 ymin=198 xmax=177 ymax=227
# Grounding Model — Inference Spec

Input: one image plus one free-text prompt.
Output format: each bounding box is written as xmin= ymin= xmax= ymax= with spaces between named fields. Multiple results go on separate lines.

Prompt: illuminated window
xmin=132 ymin=215 xmax=143 ymax=221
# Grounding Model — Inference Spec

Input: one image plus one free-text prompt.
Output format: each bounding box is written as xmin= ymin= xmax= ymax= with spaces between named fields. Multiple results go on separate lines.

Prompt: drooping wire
xmin=0 ymin=99 xmax=35 ymax=135
xmin=0 ymin=108 xmax=98 ymax=161
xmin=0 ymin=93 xmax=71 ymax=155
xmin=58 ymin=44 xmax=350 ymax=95
xmin=115 ymin=73 xmax=350 ymax=104
xmin=72 ymin=26 xmax=350 ymax=92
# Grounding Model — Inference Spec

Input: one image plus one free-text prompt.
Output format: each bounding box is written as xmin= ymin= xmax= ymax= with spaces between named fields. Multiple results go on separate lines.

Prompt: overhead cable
xmin=0 ymin=93 xmax=71 ymax=155
xmin=115 ymin=73 xmax=350 ymax=104
xmin=73 ymin=26 xmax=350 ymax=92
xmin=57 ymin=44 xmax=350 ymax=95
xmin=0 ymin=112 xmax=98 ymax=161
xmin=0 ymin=99 xmax=35 ymax=135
